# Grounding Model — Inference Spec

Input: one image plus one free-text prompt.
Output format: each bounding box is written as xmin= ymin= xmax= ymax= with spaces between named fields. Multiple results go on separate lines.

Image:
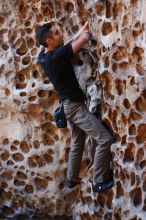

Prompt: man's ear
xmin=46 ymin=38 xmax=53 ymax=45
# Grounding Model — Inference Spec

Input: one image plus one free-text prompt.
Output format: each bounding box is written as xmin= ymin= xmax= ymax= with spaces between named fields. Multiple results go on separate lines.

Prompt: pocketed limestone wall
xmin=0 ymin=0 xmax=146 ymax=219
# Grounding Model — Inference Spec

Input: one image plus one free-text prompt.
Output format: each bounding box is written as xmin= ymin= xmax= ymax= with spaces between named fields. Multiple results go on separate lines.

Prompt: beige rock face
xmin=0 ymin=0 xmax=146 ymax=219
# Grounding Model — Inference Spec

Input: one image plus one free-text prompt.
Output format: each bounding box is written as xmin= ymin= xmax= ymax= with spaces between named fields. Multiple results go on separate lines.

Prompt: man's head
xmin=36 ymin=22 xmax=63 ymax=49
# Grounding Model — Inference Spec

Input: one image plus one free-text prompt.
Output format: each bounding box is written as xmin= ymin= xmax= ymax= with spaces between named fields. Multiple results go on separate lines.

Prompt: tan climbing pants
xmin=63 ymin=99 xmax=113 ymax=183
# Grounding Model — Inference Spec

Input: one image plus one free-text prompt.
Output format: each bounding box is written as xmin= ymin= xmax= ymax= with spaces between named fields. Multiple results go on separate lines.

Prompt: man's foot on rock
xmin=91 ymin=179 xmax=114 ymax=193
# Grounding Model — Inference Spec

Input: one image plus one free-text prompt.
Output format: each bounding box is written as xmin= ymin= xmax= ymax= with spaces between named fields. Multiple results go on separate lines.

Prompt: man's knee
xmin=101 ymin=131 xmax=113 ymax=148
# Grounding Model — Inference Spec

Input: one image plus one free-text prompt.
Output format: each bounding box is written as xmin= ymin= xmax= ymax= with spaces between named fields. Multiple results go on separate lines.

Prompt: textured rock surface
xmin=0 ymin=0 xmax=146 ymax=219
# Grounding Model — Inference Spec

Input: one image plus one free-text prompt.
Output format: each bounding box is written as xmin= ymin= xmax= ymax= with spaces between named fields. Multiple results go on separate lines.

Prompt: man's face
xmin=49 ymin=24 xmax=63 ymax=48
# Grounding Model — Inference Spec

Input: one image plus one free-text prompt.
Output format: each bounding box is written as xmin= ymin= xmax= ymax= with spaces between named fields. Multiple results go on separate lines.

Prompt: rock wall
xmin=0 ymin=0 xmax=146 ymax=219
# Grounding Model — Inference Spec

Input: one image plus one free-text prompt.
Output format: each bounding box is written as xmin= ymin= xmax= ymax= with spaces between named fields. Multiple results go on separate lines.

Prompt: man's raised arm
xmin=71 ymin=32 xmax=90 ymax=54
xmin=64 ymin=21 xmax=91 ymax=54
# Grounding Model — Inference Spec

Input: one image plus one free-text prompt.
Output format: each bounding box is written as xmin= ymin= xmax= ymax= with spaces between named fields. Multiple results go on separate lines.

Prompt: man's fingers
xmin=83 ymin=21 xmax=89 ymax=32
xmin=83 ymin=21 xmax=88 ymax=28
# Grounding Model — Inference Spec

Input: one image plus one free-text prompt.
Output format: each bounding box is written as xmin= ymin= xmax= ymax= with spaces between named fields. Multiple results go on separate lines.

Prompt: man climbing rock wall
xmin=0 ymin=0 xmax=146 ymax=219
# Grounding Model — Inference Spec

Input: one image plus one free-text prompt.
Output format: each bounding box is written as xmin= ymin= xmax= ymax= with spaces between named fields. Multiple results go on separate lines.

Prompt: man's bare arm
xmin=71 ymin=32 xmax=90 ymax=54
xmin=64 ymin=21 xmax=89 ymax=45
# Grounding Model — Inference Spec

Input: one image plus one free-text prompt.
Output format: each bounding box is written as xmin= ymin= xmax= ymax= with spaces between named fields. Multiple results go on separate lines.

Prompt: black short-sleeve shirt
xmin=38 ymin=43 xmax=86 ymax=102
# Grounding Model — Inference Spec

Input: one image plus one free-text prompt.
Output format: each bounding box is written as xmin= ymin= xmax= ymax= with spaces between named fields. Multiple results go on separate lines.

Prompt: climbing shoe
xmin=92 ymin=179 xmax=114 ymax=193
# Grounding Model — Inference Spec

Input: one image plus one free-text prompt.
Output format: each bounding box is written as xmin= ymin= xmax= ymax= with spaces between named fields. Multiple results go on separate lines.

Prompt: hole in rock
xmin=20 ymin=141 xmax=30 ymax=153
xmin=136 ymin=124 xmax=146 ymax=144
xmin=106 ymin=191 xmax=114 ymax=209
xmin=14 ymin=179 xmax=25 ymax=186
xmin=112 ymin=63 xmax=118 ymax=72
xmin=133 ymin=30 xmax=142 ymax=38
xmin=3 ymin=138 xmax=9 ymax=145
xmin=129 ymin=110 xmax=142 ymax=121
xmin=129 ymin=124 xmax=136 ymax=135
xmin=121 ymin=113 xmax=127 ymax=126
xmin=32 ymin=82 xmax=35 ymax=87
xmin=16 ymin=171 xmax=27 ymax=179
xmin=29 ymin=96 xmax=37 ymax=101
xmin=123 ymin=98 xmax=130 ymax=109
xmin=121 ymin=135 xmax=126 ymax=145
xmin=96 ymin=3 xmax=105 ymax=16
xmin=136 ymin=148 xmax=144 ymax=164
xmin=131 ymin=172 xmax=135 ymax=186
xmin=123 ymin=14 xmax=129 ymax=26
xmin=59 ymin=182 xmax=65 ymax=190
xmin=132 ymin=47 xmax=144 ymax=61
xmin=114 ymin=213 xmax=121 ymax=220
xmin=130 ymin=188 xmax=142 ymax=207
xmin=136 ymin=64 xmax=144 ymax=76
xmin=7 ymin=160 xmax=14 ymax=166
xmin=104 ymin=56 xmax=110 ymax=67
xmin=25 ymin=184 xmax=34 ymax=193
xmin=11 ymin=145 xmax=17 ymax=151
xmin=142 ymin=89 xmax=146 ymax=98
xmin=44 ymin=79 xmax=50 ymax=84
xmin=22 ymin=56 xmax=31 ymax=65
xmin=1 ymin=151 xmax=10 ymax=161
xmin=19 ymin=4 xmax=28 ymax=19
xmin=134 ymin=22 xmax=141 ymax=28
xmin=25 ymin=21 xmax=30 ymax=26
xmin=119 ymin=62 xmax=129 ymax=70
xmin=28 ymin=157 xmax=37 ymax=168
xmin=38 ymin=90 xmax=48 ymax=98
xmin=102 ymin=71 xmax=113 ymax=98
xmin=5 ymin=89 xmax=10 ymax=96
xmin=32 ymin=70 xmax=39 ymax=79
xmin=26 ymin=37 xmax=35 ymax=48
xmin=115 ymin=79 xmax=125 ymax=95
xmin=2 ymin=206 xmax=14 ymax=217
xmin=13 ymin=38 xmax=23 ymax=49
xmin=113 ymin=47 xmax=127 ymax=61
xmin=131 ymin=0 xmax=138 ymax=4
xmin=116 ymin=181 xmax=124 ymax=198
xmin=31 ymin=48 xmax=38 ymax=55
xmin=102 ymin=22 xmax=112 ymax=35
xmin=114 ymin=133 xmax=121 ymax=142
xmin=16 ymin=83 xmax=26 ymax=89
xmin=64 ymin=2 xmax=74 ymax=13
xmin=20 ymin=29 xmax=26 ymax=36
xmin=140 ymin=160 xmax=146 ymax=169
xmin=135 ymin=96 xmax=146 ymax=112
xmin=26 ymin=28 xmax=32 ymax=34
xmin=34 ymin=177 xmax=48 ymax=190
xmin=106 ymin=0 xmax=113 ymax=18
xmin=0 ymin=15 xmax=5 ymax=24
xmin=33 ymin=140 xmax=40 ymax=149
xmin=123 ymin=143 xmax=136 ymax=162
xmin=1 ymin=43 xmax=9 ymax=51
xmin=18 ymin=74 xmax=25 ymax=82
xmin=130 ymin=76 xmax=135 ymax=85
xmin=108 ymin=108 xmax=118 ymax=129
xmin=113 ymin=3 xmax=123 ymax=18
xmin=43 ymin=134 xmax=55 ymax=146
xmin=143 ymin=177 xmax=146 ymax=192
xmin=28 ymin=104 xmax=42 ymax=113
xmin=20 ymin=92 xmax=27 ymax=97
xmin=14 ymin=56 xmax=20 ymax=62
xmin=12 ymin=153 xmax=24 ymax=161
xmin=16 ymin=39 xmax=28 ymax=55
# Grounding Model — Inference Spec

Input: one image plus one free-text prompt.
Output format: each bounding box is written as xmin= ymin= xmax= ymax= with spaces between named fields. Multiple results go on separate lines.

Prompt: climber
xmin=36 ymin=21 xmax=114 ymax=192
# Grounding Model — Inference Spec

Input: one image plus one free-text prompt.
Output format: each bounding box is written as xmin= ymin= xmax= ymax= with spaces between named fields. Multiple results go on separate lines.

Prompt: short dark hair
xmin=36 ymin=22 xmax=52 ymax=47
